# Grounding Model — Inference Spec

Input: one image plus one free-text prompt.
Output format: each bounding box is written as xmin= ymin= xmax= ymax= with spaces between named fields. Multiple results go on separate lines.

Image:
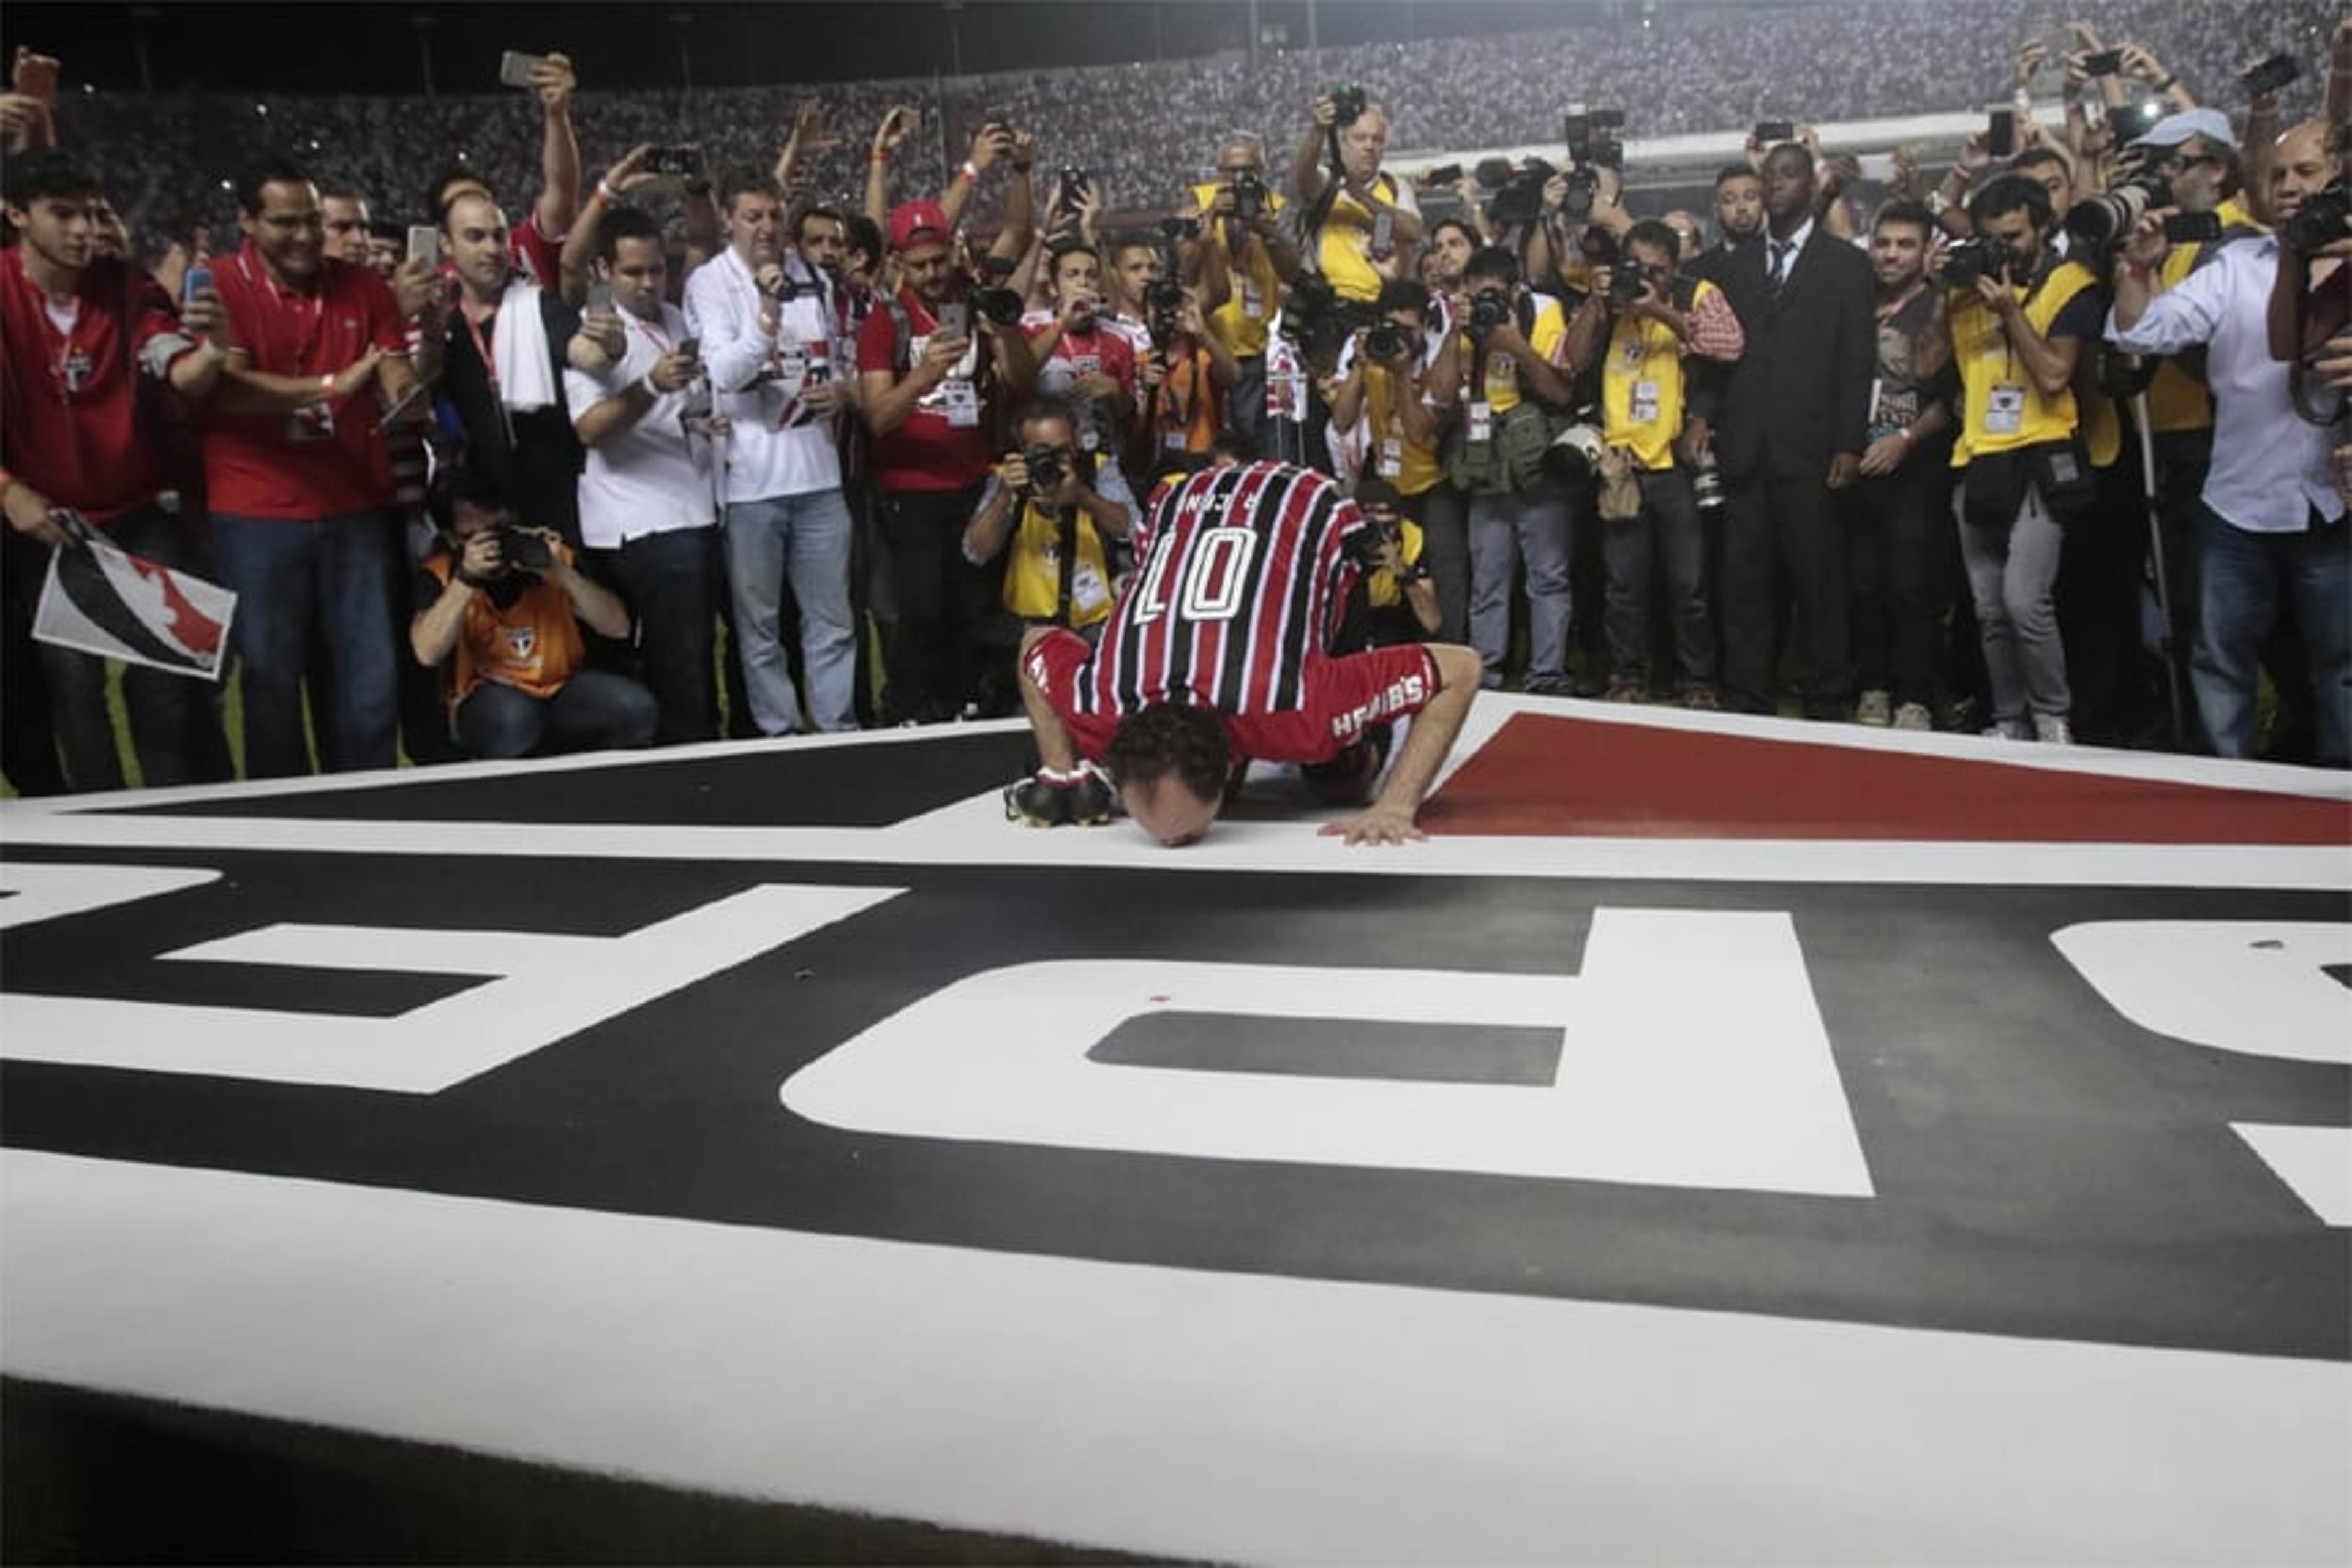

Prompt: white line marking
xmin=783 ymin=910 xmax=1874 ymax=1196
xmin=2235 ymin=1125 xmax=2352 ymax=1226
xmin=4 ymin=1151 xmax=2343 ymax=1566
xmin=0 ymin=862 xmax=221 ymax=929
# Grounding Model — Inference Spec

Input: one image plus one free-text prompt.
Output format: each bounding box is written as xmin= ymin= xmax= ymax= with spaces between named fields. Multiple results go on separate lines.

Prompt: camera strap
xmin=1053 ymin=503 xmax=1078 ymax=627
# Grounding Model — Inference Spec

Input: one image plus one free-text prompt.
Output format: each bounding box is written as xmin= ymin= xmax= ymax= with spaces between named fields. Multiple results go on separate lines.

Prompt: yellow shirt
xmin=1460 ymin=293 xmax=1567 ymax=416
xmin=1315 ymin=175 xmax=1406 ymax=304
xmin=2147 ymin=195 xmax=2263 ymax=436
xmin=1950 ymin=258 xmax=2108 ymax=467
xmin=1600 ymin=279 xmax=1721 ymax=470
xmin=1000 ymin=498 xmax=1115 ymax=628
xmin=1193 ymin=182 xmax=1287 ymax=359
xmin=1364 ymin=364 xmax=1443 ymax=496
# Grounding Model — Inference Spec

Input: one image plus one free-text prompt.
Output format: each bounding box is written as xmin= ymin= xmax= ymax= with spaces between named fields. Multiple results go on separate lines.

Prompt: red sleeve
xmin=357 ymin=267 xmax=409 ymax=355
xmin=1107 ymin=334 xmax=1137 ymax=400
xmin=511 ymin=214 xmax=562 ymax=290
xmin=856 ymin=305 xmax=899 ymax=375
xmin=129 ymin=273 xmax=183 ymax=355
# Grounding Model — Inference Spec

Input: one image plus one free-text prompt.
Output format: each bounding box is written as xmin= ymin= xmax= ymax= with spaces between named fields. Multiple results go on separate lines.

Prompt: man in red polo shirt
xmin=207 ymin=156 xmax=415 ymax=779
xmin=857 ymin=198 xmax=1036 ymax=723
xmin=1 ymin=149 xmax=234 ymax=793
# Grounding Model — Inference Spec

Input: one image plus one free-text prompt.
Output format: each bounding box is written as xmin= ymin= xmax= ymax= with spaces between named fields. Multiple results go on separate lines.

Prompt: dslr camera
xmin=971 ymin=254 xmax=1025 ymax=326
xmin=1940 ymin=233 xmax=2013 ymax=288
xmin=1466 ymin=287 xmax=1515 ymax=339
xmin=2285 ymin=181 xmax=2352 ymax=255
xmin=1328 ymin=83 xmax=1368 ymax=127
xmin=1144 ymin=276 xmax=1188 ymax=345
xmin=1363 ymin=318 xmax=1415 ymax=363
xmin=1608 ymin=259 xmax=1653 ymax=307
xmin=488 ymin=524 xmax=554 ymax=575
xmin=1231 ymin=171 xmax=1268 ymax=222
xmin=1564 ymin=108 xmax=1627 ymax=171
xmin=2065 ymin=172 xmax=2168 ymax=258
xmin=1482 ymin=157 xmax=1557 ymax=228
xmin=1022 ymin=443 xmax=1069 ymax=497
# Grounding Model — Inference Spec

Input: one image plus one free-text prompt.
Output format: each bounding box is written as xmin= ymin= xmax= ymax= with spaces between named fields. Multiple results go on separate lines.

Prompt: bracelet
xmin=959 ymin=160 xmax=979 ymax=183
xmin=870 ymin=149 xmax=889 ymax=162
xmin=2153 ymin=74 xmax=2177 ymax=92
xmin=594 ymin=181 xmax=619 ymax=206
xmin=638 ymin=372 xmax=661 ymax=399
xmin=318 ymin=373 xmax=336 ymax=400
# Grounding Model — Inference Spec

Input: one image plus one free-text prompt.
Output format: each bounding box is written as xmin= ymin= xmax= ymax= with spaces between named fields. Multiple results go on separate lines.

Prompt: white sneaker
xmin=1892 ymin=701 xmax=1933 ymax=732
xmin=1854 ymin=688 xmax=1892 ymax=727
xmin=2034 ymin=714 xmax=2075 ymax=745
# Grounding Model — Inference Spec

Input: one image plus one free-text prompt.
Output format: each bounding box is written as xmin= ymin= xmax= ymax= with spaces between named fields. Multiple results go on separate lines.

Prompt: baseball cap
xmin=888 ymin=200 xmax=951 ymax=253
xmin=2131 ymin=108 xmax=2238 ymax=151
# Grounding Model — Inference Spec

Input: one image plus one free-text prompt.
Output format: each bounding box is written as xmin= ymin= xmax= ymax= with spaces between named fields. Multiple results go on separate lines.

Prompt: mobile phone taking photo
xmin=182 ymin=264 xmax=213 ymax=304
xmin=1987 ymin=107 xmax=2016 ymax=159
xmin=1754 ymin=120 xmax=1795 ymax=145
xmin=934 ymin=300 xmax=970 ymax=339
xmin=2239 ymin=54 xmax=2301 ymax=97
xmin=406 ymin=225 xmax=440 ymax=268
xmin=587 ymin=281 xmax=614 ymax=315
xmin=646 ymin=146 xmax=701 ymax=178
xmin=2082 ymin=49 xmax=2124 ymax=77
xmin=497 ymin=50 xmax=545 ymax=89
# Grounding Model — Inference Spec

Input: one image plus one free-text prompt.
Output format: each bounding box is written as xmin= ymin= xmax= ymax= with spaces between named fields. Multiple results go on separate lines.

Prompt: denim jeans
xmin=37 ymin=506 xmax=233 ymax=791
xmin=723 ymin=489 xmax=856 ymax=735
xmin=1602 ymin=469 xmax=1716 ymax=688
xmin=2193 ymin=503 xmax=2350 ymax=764
xmin=603 ymin=526 xmax=726 ymax=745
xmin=1468 ymin=486 xmax=1572 ymax=683
xmin=211 ymin=509 xmax=401 ymax=778
xmin=454 ymin=669 xmax=658 ymax=759
xmin=1955 ymin=481 xmax=2069 ymax=729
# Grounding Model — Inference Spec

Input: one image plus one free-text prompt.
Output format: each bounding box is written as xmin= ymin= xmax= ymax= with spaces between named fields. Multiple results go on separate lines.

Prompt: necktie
xmin=1768 ymin=240 xmax=1794 ymax=291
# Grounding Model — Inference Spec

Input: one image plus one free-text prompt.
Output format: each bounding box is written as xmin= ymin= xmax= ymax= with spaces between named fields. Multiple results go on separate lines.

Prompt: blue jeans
xmin=2193 ymin=503 xmax=2350 ymax=764
xmin=211 ymin=510 xmax=400 ymax=778
xmin=723 ymin=489 xmax=856 ymax=735
xmin=1468 ymin=486 xmax=1572 ymax=683
xmin=37 ymin=507 xmax=233 ymax=791
xmin=454 ymin=669 xmax=658 ymax=759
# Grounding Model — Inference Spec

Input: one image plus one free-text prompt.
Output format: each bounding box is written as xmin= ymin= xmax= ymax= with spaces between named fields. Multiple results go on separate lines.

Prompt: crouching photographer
xmin=1936 ymin=173 xmax=2110 ymax=745
xmin=1566 ymin=219 xmax=1745 ymax=705
xmin=962 ymin=398 xmax=1138 ymax=638
xmin=1326 ymin=279 xmax=1468 ymax=638
xmin=411 ymin=466 xmax=657 ymax=760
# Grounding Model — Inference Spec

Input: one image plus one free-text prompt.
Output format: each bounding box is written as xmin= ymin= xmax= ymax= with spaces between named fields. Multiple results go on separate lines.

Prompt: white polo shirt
xmin=564 ymin=300 xmax=717 ymax=551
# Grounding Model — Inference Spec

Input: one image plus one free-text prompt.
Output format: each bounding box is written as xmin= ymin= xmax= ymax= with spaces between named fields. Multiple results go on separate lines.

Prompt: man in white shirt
xmin=683 ymin=168 xmax=858 ymax=736
xmin=565 ymin=205 xmax=723 ymax=745
xmin=2108 ymin=121 xmax=2349 ymax=765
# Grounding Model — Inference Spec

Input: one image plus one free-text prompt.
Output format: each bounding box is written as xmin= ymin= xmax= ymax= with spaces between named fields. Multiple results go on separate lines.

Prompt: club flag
xmin=33 ymin=536 xmax=236 ymax=682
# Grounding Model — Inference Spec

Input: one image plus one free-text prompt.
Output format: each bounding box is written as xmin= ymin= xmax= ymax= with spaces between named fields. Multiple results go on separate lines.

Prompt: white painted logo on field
xmin=782 ymin=907 xmax=1875 ymax=1196
xmin=0 ymin=869 xmax=903 ymax=1093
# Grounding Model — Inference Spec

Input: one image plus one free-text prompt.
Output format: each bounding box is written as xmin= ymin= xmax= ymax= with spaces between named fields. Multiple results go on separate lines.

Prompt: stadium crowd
xmin=1 ymin=2 xmax=2346 ymax=802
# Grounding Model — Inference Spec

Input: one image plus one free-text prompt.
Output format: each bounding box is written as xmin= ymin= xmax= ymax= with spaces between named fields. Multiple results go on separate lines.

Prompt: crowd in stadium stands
xmin=1 ymin=4 xmax=2346 ymax=802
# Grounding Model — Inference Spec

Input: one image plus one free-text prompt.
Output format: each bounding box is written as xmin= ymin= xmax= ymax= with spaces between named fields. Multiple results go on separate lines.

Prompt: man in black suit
xmin=1711 ymin=141 xmax=1875 ymax=718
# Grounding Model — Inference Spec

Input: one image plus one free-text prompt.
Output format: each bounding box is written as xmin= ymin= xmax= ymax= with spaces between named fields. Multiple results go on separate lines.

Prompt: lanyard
xmin=236 ymin=249 xmax=324 ymax=368
xmin=461 ymin=305 xmax=500 ymax=390
xmin=625 ymin=309 xmax=673 ymax=359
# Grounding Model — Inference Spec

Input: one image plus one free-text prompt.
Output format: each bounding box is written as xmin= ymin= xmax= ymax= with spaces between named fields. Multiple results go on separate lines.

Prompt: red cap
xmin=888 ymin=200 xmax=951 ymax=254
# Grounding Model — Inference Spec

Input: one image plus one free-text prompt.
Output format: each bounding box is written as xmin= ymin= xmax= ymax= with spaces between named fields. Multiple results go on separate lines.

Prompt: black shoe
xmin=1066 ymin=764 xmax=1115 ymax=826
xmin=1003 ymin=773 xmax=1073 ymax=827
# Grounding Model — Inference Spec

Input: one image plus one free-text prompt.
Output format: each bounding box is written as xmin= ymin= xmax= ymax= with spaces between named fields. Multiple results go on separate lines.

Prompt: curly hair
xmin=1103 ymin=703 xmax=1229 ymax=804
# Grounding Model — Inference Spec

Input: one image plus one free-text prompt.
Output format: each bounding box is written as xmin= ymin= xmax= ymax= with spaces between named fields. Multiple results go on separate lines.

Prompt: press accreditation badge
xmin=1379 ymin=437 xmax=1403 ymax=478
xmin=1631 ymin=379 xmax=1661 ymax=425
xmin=1468 ymin=401 xmax=1494 ymax=444
xmin=288 ymin=404 xmax=336 ymax=443
xmin=1986 ymin=383 xmax=2027 ymax=437
xmin=940 ymin=379 xmax=980 ymax=429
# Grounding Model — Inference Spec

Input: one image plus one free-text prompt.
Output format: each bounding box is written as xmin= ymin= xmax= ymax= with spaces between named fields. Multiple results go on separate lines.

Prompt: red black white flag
xmin=33 ymin=537 xmax=236 ymax=682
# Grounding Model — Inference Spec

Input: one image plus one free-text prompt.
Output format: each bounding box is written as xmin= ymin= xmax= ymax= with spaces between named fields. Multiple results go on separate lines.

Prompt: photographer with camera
xmin=563 ymin=205 xmax=723 ymax=747
xmin=858 ymin=198 xmax=1039 ymax=725
xmin=1447 ymin=245 xmax=1575 ymax=693
xmin=1333 ymin=478 xmax=1442 ymax=651
xmin=2111 ymin=118 xmax=2350 ymax=766
xmin=1292 ymin=89 xmax=1423 ymax=307
xmin=411 ymin=465 xmax=655 ymax=760
xmin=1021 ymin=241 xmax=1138 ymax=458
xmin=1327 ymin=279 xmax=1466 ymax=640
xmin=1936 ymin=173 xmax=2109 ymax=745
xmin=1566 ymin=219 xmax=1745 ymax=707
xmin=961 ymin=397 xmax=1137 ymax=638
xmin=1192 ymin=132 xmax=1300 ymax=446
xmin=682 ymin=168 xmax=859 ymax=737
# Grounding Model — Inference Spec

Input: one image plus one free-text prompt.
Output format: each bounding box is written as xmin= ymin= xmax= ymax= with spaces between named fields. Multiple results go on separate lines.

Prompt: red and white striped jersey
xmin=1094 ymin=461 xmax=1366 ymax=718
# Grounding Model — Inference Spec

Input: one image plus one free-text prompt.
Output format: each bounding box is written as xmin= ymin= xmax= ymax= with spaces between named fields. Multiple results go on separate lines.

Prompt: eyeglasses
xmin=2162 ymin=152 xmax=2222 ymax=173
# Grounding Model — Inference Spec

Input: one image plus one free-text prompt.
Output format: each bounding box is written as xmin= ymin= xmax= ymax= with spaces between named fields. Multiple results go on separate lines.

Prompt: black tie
xmin=1768 ymin=239 xmax=1794 ymax=292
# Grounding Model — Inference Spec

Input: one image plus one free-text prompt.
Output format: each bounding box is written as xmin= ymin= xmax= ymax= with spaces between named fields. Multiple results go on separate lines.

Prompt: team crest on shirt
xmin=503 ymin=626 xmax=537 ymax=662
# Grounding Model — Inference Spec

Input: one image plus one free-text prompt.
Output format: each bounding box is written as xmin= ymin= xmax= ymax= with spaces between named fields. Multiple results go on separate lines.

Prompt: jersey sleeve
xmin=1226 ymin=643 xmax=1439 ymax=764
xmin=1022 ymin=627 xmax=1119 ymax=761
